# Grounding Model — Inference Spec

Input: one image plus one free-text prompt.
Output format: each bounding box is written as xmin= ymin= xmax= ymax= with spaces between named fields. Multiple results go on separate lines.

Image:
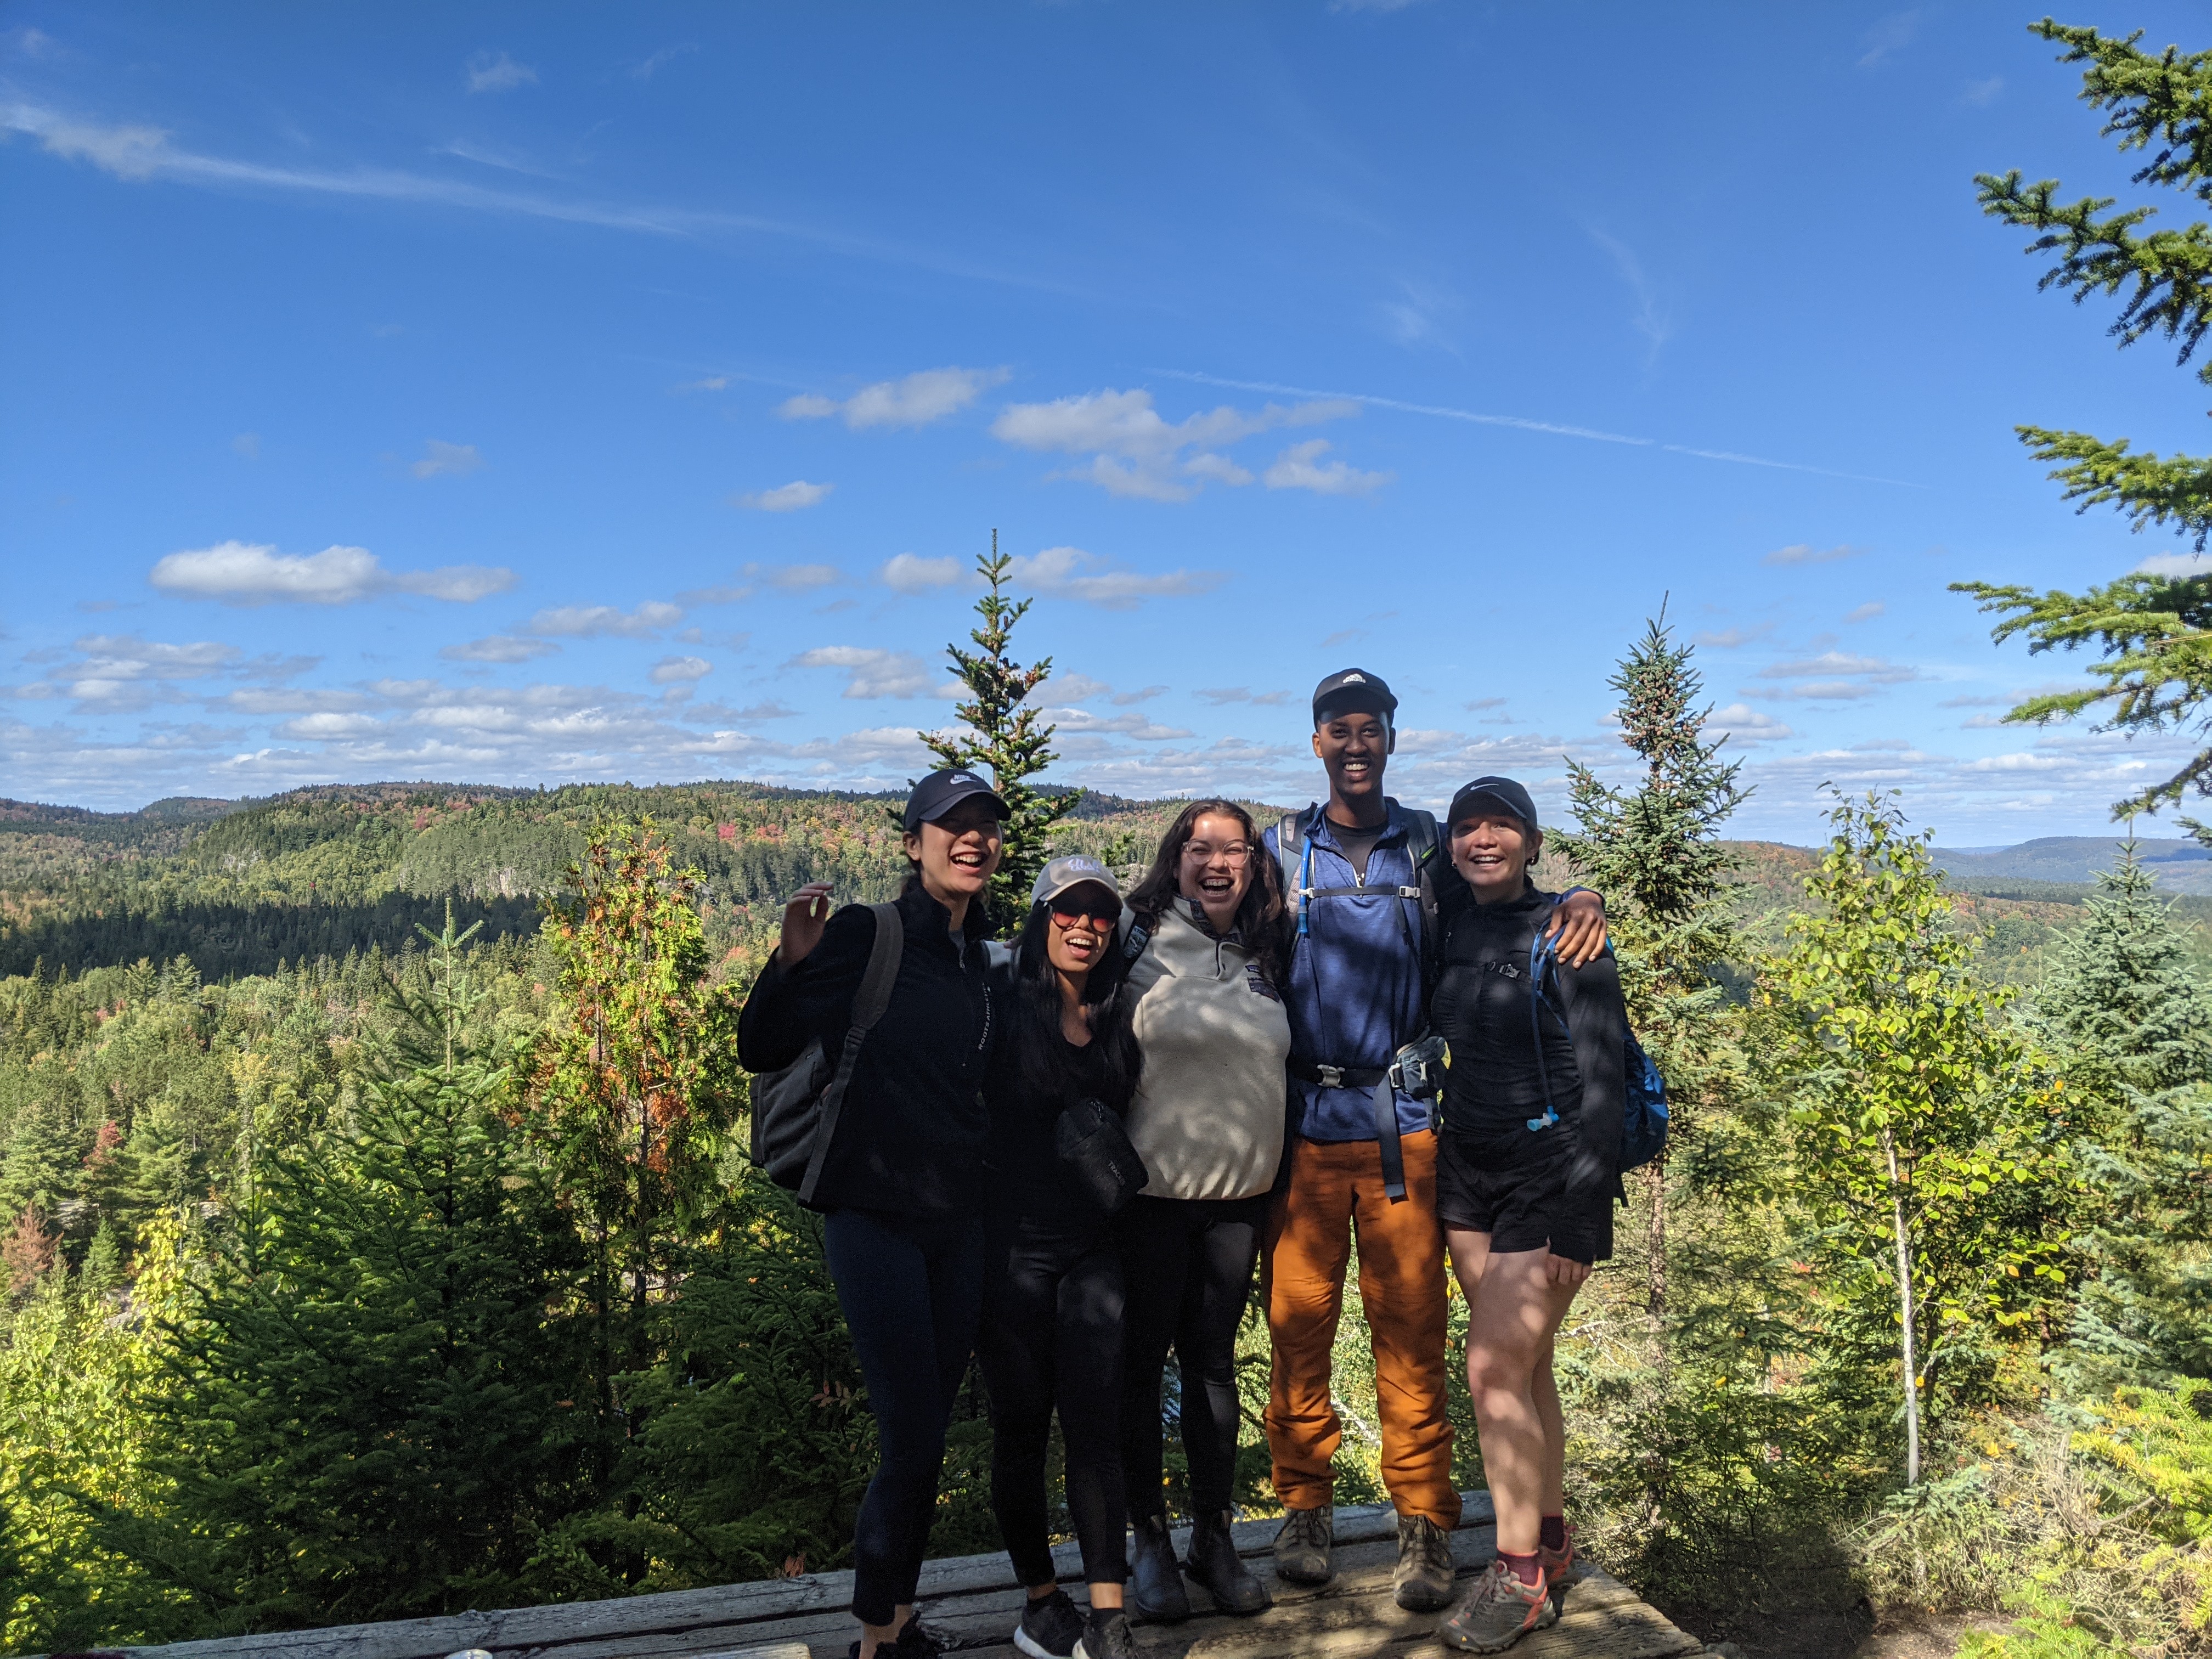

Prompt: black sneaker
xmin=894 ymin=1613 xmax=945 ymax=1658
xmin=1013 ymin=1589 xmax=1086 ymax=1659
xmin=1074 ymin=1608 xmax=1138 ymax=1659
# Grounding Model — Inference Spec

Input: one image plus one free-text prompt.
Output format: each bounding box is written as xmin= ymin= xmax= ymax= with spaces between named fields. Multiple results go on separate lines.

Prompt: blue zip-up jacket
xmin=1263 ymin=799 xmax=1431 ymax=1144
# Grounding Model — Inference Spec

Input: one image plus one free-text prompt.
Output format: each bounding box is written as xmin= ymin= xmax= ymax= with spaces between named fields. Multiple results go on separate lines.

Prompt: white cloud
xmin=737 ymin=479 xmax=832 ymax=512
xmin=2138 ymin=551 xmax=2212 ymax=578
xmin=1039 ymin=672 xmax=1112 ymax=703
xmin=881 ymin=552 xmax=969 ymax=593
xmin=276 ymin=712 xmax=385 ymax=740
xmin=232 ymin=432 xmax=259 ymax=460
xmin=1755 ymin=651 xmax=1918 ymax=684
xmin=1263 ymin=439 xmax=1392 ymax=496
xmin=1707 ymin=703 xmax=1796 ymax=744
xmin=1049 ymin=708 xmax=1194 ymax=741
xmin=1763 ymin=542 xmax=1863 ymax=566
xmin=1694 ymin=623 xmax=1775 ymax=649
xmin=780 ymin=366 xmax=1009 ymax=430
xmin=528 ymin=601 xmax=684 ymax=637
xmin=1844 ymin=601 xmax=1886 ymax=623
xmin=649 ymin=655 xmax=712 ymax=684
xmin=1004 ymin=545 xmax=1227 ymax=610
xmin=1966 ymin=751 xmax=2066 ymax=772
xmin=632 ymin=43 xmax=696 ymax=79
xmin=1196 ymin=687 xmax=1293 ymax=706
xmin=746 ymin=562 xmax=841 ymax=591
xmin=441 ymin=635 xmax=559 ymax=663
xmin=151 ymin=540 xmax=514 ymax=606
xmin=1963 ymin=75 xmax=2003 ymax=106
xmin=991 ymin=387 xmax=1359 ymax=501
xmin=790 ymin=646 xmax=951 ymax=699
xmin=467 ymin=52 xmax=537 ymax=93
xmin=412 ymin=438 xmax=484 ymax=479
xmin=1858 ymin=12 xmax=1919 ymax=68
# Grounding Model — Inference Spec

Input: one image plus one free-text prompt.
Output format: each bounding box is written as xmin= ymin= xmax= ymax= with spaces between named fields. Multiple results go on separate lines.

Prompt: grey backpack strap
xmin=797 ymin=902 xmax=904 ymax=1203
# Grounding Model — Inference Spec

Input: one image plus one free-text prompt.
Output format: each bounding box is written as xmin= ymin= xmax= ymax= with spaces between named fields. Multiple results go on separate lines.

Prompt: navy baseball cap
xmin=1447 ymin=775 xmax=1541 ymax=835
xmin=1312 ymin=667 xmax=1398 ymax=725
xmin=902 ymin=768 xmax=1010 ymax=831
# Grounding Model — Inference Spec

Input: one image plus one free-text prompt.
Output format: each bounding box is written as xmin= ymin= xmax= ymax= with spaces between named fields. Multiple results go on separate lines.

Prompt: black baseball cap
xmin=902 ymin=768 xmax=1010 ymax=832
xmin=1447 ymin=775 xmax=1540 ymax=835
xmin=1312 ymin=667 xmax=1398 ymax=725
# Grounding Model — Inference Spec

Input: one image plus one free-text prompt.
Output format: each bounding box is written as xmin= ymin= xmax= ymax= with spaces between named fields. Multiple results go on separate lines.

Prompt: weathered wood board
xmin=91 ymin=1489 xmax=1706 ymax=1659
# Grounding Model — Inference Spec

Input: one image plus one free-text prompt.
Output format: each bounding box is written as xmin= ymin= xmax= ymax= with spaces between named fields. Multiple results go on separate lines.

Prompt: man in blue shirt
xmin=1260 ymin=669 xmax=1606 ymax=1613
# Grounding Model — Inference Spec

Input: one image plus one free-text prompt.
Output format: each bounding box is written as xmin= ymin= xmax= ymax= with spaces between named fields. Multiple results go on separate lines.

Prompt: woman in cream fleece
xmin=1114 ymin=799 xmax=1290 ymax=1624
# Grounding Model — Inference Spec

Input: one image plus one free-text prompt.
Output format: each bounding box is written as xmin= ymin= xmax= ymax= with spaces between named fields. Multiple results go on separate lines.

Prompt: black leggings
xmin=822 ymin=1207 xmax=987 ymax=1628
xmin=975 ymin=1213 xmax=1128 ymax=1588
xmin=1117 ymin=1193 xmax=1266 ymax=1519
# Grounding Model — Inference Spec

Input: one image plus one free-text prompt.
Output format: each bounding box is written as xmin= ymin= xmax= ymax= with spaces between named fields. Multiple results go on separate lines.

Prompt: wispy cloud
xmin=1196 ymin=687 xmax=1293 ymax=706
xmin=528 ymin=601 xmax=684 ymax=638
xmin=1845 ymin=601 xmax=1886 ymax=623
xmin=735 ymin=479 xmax=833 ymax=512
xmin=632 ymin=43 xmax=697 ymax=80
xmin=1751 ymin=650 xmax=1920 ymax=699
xmin=442 ymin=635 xmax=559 ymax=664
xmin=1764 ymin=541 xmax=1864 ymax=566
xmin=781 ymin=366 xmax=1009 ymax=429
xmin=1005 ymin=545 xmax=1227 ymax=609
xmin=1707 ymin=703 xmax=1796 ymax=744
xmin=880 ymin=553 xmax=969 ymax=593
xmin=1155 ymin=370 xmax=1920 ymax=488
xmin=2137 ymin=551 xmax=2212 ymax=578
xmin=790 ymin=646 xmax=951 ymax=699
xmin=1962 ymin=75 xmax=2003 ymax=106
xmin=648 ymin=655 xmax=712 ymax=684
xmin=1695 ymin=622 xmax=1776 ymax=649
xmin=1584 ymin=225 xmax=1673 ymax=365
xmin=151 ymin=541 xmax=513 ymax=606
xmin=992 ymin=388 xmax=1358 ymax=501
xmin=1857 ymin=11 xmax=1919 ymax=68
xmin=1263 ymin=439 xmax=1391 ymax=496
xmin=412 ymin=439 xmax=484 ymax=478
xmin=466 ymin=52 xmax=537 ymax=93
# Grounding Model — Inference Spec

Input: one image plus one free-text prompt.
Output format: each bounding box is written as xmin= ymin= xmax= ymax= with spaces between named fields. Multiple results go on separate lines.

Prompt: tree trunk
xmin=1882 ymin=1128 xmax=1921 ymax=1487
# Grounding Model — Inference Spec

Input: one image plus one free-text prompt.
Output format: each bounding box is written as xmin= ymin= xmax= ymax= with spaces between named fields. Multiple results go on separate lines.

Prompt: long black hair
xmin=1004 ymin=897 xmax=1142 ymax=1111
xmin=1126 ymin=798 xmax=1289 ymax=988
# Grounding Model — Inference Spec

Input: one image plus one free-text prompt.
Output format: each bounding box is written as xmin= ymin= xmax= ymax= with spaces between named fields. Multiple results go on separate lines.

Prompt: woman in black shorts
xmin=1427 ymin=776 xmax=1625 ymax=1654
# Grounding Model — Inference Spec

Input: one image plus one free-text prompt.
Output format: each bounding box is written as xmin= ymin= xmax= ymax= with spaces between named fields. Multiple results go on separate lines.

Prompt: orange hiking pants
xmin=1263 ymin=1128 xmax=1460 ymax=1528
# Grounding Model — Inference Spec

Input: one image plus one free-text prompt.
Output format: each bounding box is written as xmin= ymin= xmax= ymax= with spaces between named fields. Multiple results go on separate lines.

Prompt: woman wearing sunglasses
xmin=1115 ymin=800 xmax=1292 ymax=1624
xmin=974 ymin=855 xmax=1144 ymax=1659
xmin=738 ymin=768 xmax=1009 ymax=1659
xmin=1426 ymin=776 xmax=1626 ymax=1654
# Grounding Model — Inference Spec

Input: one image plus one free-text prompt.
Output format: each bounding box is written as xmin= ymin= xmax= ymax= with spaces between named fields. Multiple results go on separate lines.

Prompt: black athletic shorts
xmin=1434 ymin=1125 xmax=1614 ymax=1264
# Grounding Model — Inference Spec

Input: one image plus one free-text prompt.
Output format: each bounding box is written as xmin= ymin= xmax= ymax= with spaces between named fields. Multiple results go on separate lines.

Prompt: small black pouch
xmin=1054 ymin=1095 xmax=1149 ymax=1216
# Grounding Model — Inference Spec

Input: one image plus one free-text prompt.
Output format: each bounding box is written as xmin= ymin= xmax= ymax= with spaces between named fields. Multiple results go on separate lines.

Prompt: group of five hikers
xmin=740 ymin=667 xmax=1621 ymax=1659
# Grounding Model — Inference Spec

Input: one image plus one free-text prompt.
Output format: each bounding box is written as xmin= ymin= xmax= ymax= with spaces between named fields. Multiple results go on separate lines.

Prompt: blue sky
xmin=6 ymin=3 xmax=2210 ymax=842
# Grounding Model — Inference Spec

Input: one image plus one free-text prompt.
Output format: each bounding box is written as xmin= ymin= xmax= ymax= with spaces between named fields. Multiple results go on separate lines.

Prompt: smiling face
xmin=1450 ymin=810 xmax=1540 ymax=900
xmin=903 ymin=797 xmax=1005 ymax=905
xmin=1313 ymin=708 xmax=1394 ymax=816
xmin=1044 ymin=881 xmax=1120 ymax=978
xmin=1177 ymin=811 xmax=1254 ymax=919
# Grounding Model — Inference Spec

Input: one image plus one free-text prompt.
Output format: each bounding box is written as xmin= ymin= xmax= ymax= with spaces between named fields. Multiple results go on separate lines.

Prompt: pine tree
xmin=1955 ymin=21 xmax=2212 ymax=814
xmin=917 ymin=532 xmax=1078 ymax=936
xmin=2033 ymin=838 xmax=2212 ymax=1385
xmin=141 ymin=910 xmax=596 ymax=1628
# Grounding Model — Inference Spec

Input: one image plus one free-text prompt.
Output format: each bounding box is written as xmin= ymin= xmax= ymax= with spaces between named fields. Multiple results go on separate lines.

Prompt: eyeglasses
xmin=1182 ymin=842 xmax=1251 ymax=864
xmin=1049 ymin=902 xmax=1119 ymax=933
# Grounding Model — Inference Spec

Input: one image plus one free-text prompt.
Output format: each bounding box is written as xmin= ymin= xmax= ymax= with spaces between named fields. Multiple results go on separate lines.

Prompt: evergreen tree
xmin=917 ymin=532 xmax=1078 ymax=936
xmin=1955 ymin=21 xmax=2212 ymax=814
xmin=1763 ymin=792 xmax=2070 ymax=1485
xmin=139 ymin=911 xmax=596 ymax=1628
xmin=2033 ymin=838 xmax=2212 ymax=1386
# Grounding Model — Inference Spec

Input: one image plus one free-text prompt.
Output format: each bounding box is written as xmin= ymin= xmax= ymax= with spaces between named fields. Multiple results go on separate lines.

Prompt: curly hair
xmin=1126 ymin=798 xmax=1288 ymax=988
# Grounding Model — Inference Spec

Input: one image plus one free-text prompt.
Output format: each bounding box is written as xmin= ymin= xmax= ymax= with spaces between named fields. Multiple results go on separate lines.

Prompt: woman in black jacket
xmin=975 ymin=855 xmax=1142 ymax=1659
xmin=1425 ymin=776 xmax=1626 ymax=1656
xmin=737 ymin=768 xmax=1008 ymax=1659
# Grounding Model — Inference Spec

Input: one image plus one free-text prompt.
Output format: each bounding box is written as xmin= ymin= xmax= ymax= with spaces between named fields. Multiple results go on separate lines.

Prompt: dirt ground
xmin=1672 ymin=1605 xmax=2015 ymax=1659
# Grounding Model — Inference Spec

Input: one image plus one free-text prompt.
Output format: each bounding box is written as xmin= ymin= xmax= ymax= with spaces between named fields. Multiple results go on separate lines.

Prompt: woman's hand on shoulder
xmin=1545 ymin=1251 xmax=1592 ymax=1288
xmin=781 ymin=883 xmax=836 ymax=965
xmin=1545 ymin=889 xmax=1608 ymax=969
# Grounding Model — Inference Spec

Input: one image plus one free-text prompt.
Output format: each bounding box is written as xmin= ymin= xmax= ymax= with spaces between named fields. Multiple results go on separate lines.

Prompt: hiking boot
xmin=1540 ymin=1522 xmax=1576 ymax=1591
xmin=1013 ymin=1588 xmax=1085 ymax=1659
xmin=1184 ymin=1509 xmax=1271 ymax=1615
xmin=1272 ymin=1503 xmax=1333 ymax=1585
xmin=1440 ymin=1559 xmax=1558 ymax=1652
xmin=1394 ymin=1513 xmax=1457 ymax=1612
xmin=894 ymin=1615 xmax=945 ymax=1659
xmin=1128 ymin=1514 xmax=1190 ymax=1624
xmin=1073 ymin=1608 xmax=1138 ymax=1659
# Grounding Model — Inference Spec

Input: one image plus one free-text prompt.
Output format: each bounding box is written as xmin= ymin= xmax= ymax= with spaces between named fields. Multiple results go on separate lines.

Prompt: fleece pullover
xmin=1120 ymin=896 xmax=1292 ymax=1201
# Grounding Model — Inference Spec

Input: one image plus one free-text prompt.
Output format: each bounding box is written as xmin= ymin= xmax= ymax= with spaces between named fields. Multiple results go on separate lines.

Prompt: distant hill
xmin=1929 ymin=836 xmax=2212 ymax=894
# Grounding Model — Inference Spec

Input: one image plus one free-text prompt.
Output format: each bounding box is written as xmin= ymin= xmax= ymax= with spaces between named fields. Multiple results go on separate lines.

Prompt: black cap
xmin=1312 ymin=667 xmax=1398 ymax=725
xmin=1447 ymin=775 xmax=1540 ymax=835
xmin=902 ymin=768 xmax=1010 ymax=831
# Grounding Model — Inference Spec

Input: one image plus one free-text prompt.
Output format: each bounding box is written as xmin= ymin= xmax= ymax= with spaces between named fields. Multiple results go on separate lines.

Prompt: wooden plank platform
xmin=101 ymin=1493 xmax=1710 ymax=1659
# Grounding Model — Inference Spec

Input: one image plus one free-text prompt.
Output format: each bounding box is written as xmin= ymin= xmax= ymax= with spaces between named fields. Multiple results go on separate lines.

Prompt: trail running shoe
xmin=1394 ymin=1513 xmax=1457 ymax=1612
xmin=1273 ymin=1504 xmax=1334 ymax=1585
xmin=1013 ymin=1588 xmax=1086 ymax=1659
xmin=1440 ymin=1559 xmax=1559 ymax=1653
xmin=1541 ymin=1522 xmax=1576 ymax=1591
xmin=1073 ymin=1608 xmax=1138 ymax=1659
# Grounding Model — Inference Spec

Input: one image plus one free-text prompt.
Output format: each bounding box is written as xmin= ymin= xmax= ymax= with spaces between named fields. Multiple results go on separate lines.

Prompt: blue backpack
xmin=1525 ymin=916 xmax=1670 ymax=1172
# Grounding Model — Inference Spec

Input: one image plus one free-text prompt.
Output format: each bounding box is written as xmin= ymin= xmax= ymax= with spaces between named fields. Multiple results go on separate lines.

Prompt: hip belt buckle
xmin=1313 ymin=1064 xmax=1346 ymax=1089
